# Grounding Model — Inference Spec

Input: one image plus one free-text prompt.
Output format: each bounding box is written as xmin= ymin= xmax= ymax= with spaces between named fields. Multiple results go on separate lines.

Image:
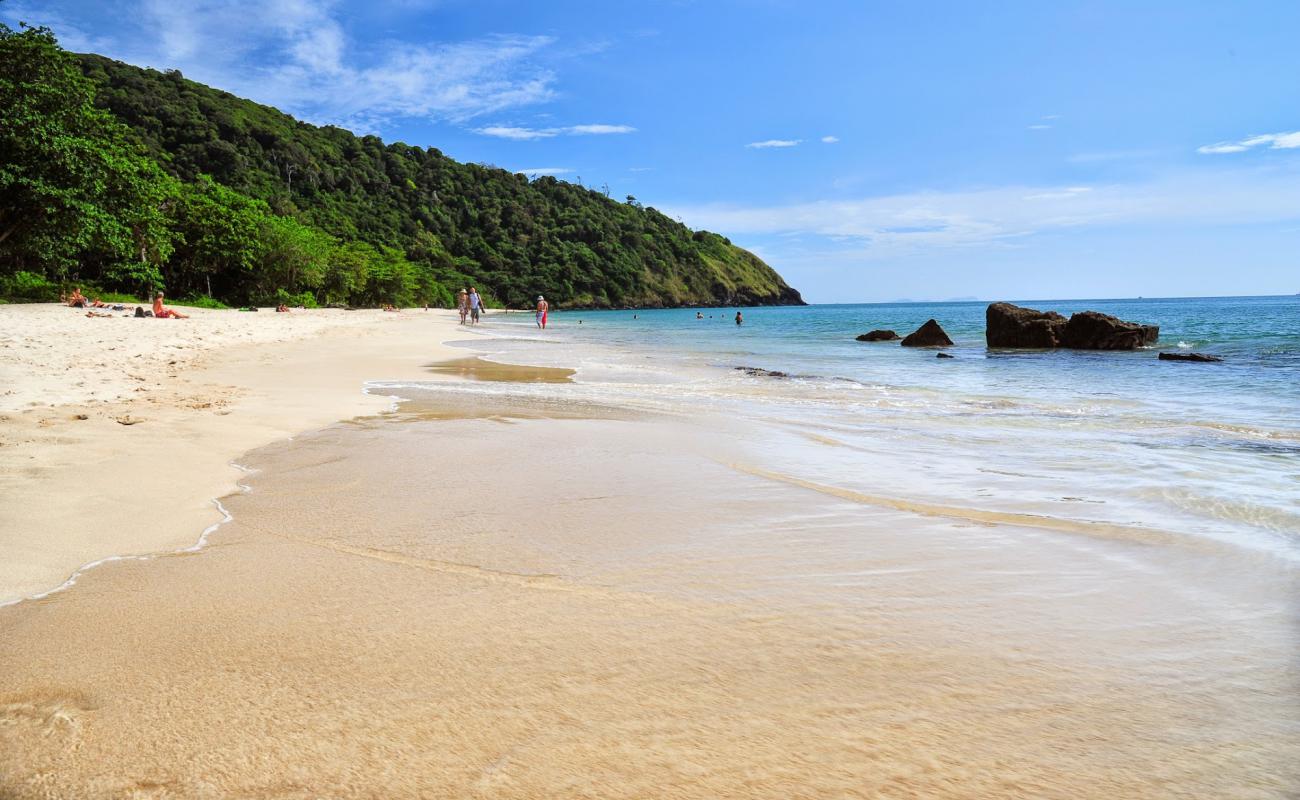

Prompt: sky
xmin=5 ymin=0 xmax=1300 ymax=302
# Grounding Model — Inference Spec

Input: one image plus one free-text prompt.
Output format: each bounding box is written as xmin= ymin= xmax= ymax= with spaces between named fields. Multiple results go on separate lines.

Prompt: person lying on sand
xmin=152 ymin=292 xmax=189 ymax=319
xmin=276 ymin=304 xmax=290 ymax=313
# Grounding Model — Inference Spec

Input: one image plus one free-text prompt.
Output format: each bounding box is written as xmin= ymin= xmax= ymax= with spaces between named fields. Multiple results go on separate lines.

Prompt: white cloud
xmin=476 ymin=123 xmax=635 ymax=139
xmin=566 ymin=124 xmax=635 ymax=135
xmin=821 ymin=135 xmax=839 ymax=144
xmin=1028 ymin=124 xmax=1051 ymax=130
xmin=663 ymin=166 xmax=1300 ymax=257
xmin=1198 ymin=130 xmax=1300 ymax=155
xmin=478 ymin=126 xmax=557 ymax=140
xmin=36 ymin=0 xmax=561 ymax=131
xmin=518 ymin=167 xmax=573 ymax=176
xmin=746 ymin=139 xmax=801 ymax=149
xmin=628 ymin=166 xmax=654 ymax=172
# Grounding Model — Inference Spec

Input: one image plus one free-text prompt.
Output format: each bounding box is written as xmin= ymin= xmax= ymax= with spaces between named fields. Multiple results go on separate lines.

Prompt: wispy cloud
xmin=820 ymin=135 xmax=839 ymax=144
xmin=1 ymin=1 xmax=113 ymax=52
xmin=18 ymin=0 xmax=563 ymax=132
xmin=1027 ymin=124 xmax=1052 ymax=130
xmin=518 ymin=167 xmax=573 ymax=176
xmin=746 ymin=139 xmax=801 ymax=149
xmin=1198 ymin=130 xmax=1300 ymax=155
xmin=476 ymin=123 xmax=635 ymax=139
xmin=1023 ymin=186 xmax=1091 ymax=200
xmin=664 ymin=166 xmax=1300 ymax=257
xmin=566 ymin=124 xmax=635 ymax=135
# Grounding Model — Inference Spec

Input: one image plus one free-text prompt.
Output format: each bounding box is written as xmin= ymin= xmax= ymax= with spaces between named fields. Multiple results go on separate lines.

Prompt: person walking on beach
xmin=468 ymin=287 xmax=482 ymax=324
xmin=457 ymin=289 xmax=469 ymax=324
xmin=535 ymin=295 xmax=549 ymax=329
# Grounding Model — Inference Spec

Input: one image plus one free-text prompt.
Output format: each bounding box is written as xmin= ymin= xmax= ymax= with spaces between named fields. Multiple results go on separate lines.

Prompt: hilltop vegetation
xmin=0 ymin=23 xmax=802 ymax=308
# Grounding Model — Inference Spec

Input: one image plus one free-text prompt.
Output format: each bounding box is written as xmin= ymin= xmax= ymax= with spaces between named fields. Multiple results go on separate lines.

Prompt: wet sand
xmin=2 ymin=387 xmax=1297 ymax=798
xmin=426 ymin=355 xmax=575 ymax=383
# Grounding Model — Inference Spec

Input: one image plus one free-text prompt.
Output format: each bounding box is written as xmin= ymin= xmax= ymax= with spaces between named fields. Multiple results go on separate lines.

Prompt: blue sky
xmin=6 ymin=0 xmax=1300 ymax=302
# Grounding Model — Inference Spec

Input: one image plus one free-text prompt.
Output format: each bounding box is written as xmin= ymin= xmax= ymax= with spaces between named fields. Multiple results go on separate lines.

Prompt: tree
xmin=0 ymin=23 xmax=176 ymax=287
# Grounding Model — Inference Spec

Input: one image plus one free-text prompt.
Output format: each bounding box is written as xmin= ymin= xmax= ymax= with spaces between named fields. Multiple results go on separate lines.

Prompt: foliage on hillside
xmin=0 ymin=23 xmax=804 ymax=308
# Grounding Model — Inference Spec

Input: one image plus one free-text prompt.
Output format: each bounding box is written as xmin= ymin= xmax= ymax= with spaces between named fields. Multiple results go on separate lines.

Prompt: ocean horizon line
xmin=787 ymin=293 xmax=1298 ymax=308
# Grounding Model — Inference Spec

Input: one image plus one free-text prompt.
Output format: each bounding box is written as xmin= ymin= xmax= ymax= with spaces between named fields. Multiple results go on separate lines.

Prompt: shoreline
xmin=0 ymin=303 xmax=471 ymax=605
xmin=3 ymin=370 xmax=1296 ymax=796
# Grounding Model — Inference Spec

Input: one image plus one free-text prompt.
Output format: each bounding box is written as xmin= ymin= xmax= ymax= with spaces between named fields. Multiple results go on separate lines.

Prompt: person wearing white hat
xmin=535 ymin=295 xmax=549 ymax=329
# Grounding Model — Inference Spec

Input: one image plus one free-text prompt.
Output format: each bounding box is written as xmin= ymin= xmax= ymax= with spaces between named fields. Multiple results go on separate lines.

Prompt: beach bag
xmin=134 ymin=306 xmax=146 ymax=318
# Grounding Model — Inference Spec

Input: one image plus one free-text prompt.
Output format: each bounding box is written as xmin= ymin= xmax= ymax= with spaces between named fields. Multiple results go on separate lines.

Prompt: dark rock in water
xmin=936 ymin=352 xmax=955 ymax=359
xmin=856 ymin=329 xmax=900 ymax=342
xmin=736 ymin=366 xmax=790 ymax=378
xmin=900 ymin=319 xmax=953 ymax=347
xmin=984 ymin=302 xmax=1158 ymax=350
xmin=1059 ymin=311 xmax=1159 ymax=350
xmin=1159 ymin=352 xmax=1222 ymax=362
xmin=986 ymin=302 xmax=1067 ymax=348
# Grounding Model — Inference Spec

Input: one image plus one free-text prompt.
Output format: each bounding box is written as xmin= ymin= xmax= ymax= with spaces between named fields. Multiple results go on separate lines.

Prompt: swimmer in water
xmin=735 ymin=311 xmax=743 ymax=325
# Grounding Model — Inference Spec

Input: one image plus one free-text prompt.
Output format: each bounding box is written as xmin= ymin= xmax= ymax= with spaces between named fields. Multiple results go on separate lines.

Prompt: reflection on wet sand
xmin=426 ymin=355 xmax=575 ymax=383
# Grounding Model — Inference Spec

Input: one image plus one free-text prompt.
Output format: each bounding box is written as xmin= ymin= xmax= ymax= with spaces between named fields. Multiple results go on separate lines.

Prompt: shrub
xmin=174 ymin=295 xmax=229 ymax=309
xmin=0 ymin=271 xmax=61 ymax=301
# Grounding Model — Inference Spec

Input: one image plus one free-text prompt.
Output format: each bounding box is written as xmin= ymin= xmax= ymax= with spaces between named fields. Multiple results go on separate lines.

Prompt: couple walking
xmin=535 ymin=295 xmax=548 ymax=329
xmin=458 ymin=287 xmax=483 ymax=325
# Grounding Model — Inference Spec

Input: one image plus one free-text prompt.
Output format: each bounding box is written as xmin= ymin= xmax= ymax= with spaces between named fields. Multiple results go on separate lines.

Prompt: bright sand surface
xmin=0 ymin=303 xmax=464 ymax=604
xmin=1 ymin=303 xmax=1297 ymax=798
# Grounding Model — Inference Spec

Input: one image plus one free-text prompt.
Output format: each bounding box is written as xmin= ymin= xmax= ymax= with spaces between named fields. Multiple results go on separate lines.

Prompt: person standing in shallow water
xmin=735 ymin=311 xmax=743 ymax=325
xmin=535 ymin=295 xmax=549 ymax=329
xmin=468 ymin=287 xmax=482 ymax=324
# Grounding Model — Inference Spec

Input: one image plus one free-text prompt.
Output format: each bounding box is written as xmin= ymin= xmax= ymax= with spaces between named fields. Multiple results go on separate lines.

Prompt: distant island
xmin=0 ymin=25 xmax=803 ymax=310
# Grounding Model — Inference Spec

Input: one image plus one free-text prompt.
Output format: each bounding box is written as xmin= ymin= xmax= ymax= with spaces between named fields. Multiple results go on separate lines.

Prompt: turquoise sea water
xmin=416 ymin=296 xmax=1299 ymax=561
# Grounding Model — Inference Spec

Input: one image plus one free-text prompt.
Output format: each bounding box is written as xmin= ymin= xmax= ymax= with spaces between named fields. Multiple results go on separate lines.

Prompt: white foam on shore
xmin=0 ymin=462 xmax=257 ymax=609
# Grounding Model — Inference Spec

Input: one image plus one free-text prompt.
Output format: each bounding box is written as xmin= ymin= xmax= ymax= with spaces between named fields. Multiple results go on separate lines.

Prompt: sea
xmin=401 ymin=295 xmax=1300 ymax=563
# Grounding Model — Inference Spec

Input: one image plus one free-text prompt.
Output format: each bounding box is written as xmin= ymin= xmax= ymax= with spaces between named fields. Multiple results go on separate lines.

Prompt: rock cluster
xmin=986 ymin=302 xmax=1158 ymax=350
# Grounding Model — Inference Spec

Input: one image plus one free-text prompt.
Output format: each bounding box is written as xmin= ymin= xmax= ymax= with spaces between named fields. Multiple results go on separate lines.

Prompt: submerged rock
xmin=986 ymin=302 xmax=1067 ymax=348
xmin=985 ymin=302 xmax=1158 ymax=350
xmin=936 ymin=352 xmax=955 ymax=359
xmin=900 ymin=319 xmax=954 ymax=347
xmin=856 ymin=329 xmax=900 ymax=342
xmin=735 ymin=366 xmax=790 ymax=378
xmin=1158 ymin=352 xmax=1223 ymax=362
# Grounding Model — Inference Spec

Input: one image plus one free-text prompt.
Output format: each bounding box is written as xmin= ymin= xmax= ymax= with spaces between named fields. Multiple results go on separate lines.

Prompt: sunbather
xmin=152 ymin=292 xmax=189 ymax=319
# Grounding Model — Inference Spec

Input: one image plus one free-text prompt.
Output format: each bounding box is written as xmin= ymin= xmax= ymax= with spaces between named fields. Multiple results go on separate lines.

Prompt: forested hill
xmin=0 ymin=25 xmax=801 ymax=308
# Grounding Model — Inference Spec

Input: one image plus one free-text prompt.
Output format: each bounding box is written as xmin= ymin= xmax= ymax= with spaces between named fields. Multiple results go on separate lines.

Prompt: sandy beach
xmin=1 ymin=302 xmax=1297 ymax=799
xmin=0 ymin=303 xmax=465 ymax=605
